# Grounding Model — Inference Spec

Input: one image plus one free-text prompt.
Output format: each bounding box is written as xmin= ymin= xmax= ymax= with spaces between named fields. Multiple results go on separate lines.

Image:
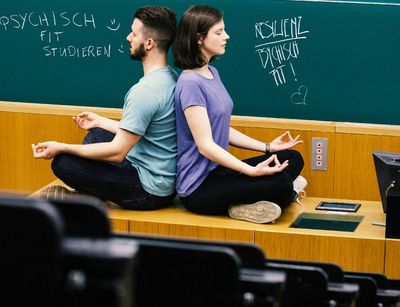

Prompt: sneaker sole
xmin=228 ymin=201 xmax=281 ymax=224
xmin=40 ymin=185 xmax=74 ymax=200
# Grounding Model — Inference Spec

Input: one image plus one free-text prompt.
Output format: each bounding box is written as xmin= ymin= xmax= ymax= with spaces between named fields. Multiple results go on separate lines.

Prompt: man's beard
xmin=130 ymin=43 xmax=146 ymax=61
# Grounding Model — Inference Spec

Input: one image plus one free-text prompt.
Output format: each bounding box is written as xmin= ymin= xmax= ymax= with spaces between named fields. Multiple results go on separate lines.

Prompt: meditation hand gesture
xmin=252 ymin=154 xmax=289 ymax=176
xmin=270 ymin=131 xmax=303 ymax=152
xmin=72 ymin=112 xmax=102 ymax=131
xmin=31 ymin=141 xmax=63 ymax=160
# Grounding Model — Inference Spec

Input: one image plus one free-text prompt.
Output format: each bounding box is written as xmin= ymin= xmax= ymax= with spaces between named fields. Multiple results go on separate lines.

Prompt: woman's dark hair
xmin=135 ymin=6 xmax=177 ymax=52
xmin=174 ymin=5 xmax=223 ymax=69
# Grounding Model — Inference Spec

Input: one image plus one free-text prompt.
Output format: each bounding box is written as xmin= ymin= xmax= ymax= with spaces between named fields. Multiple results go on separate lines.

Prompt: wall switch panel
xmin=312 ymin=137 xmax=328 ymax=170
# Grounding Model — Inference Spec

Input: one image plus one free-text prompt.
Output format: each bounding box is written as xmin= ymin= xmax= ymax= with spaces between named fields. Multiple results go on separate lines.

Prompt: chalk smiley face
xmin=117 ymin=44 xmax=124 ymax=53
xmin=107 ymin=18 xmax=120 ymax=31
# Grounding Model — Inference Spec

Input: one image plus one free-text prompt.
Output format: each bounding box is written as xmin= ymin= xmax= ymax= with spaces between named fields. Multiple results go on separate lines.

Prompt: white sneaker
xmin=293 ymin=175 xmax=307 ymax=205
xmin=228 ymin=201 xmax=281 ymax=224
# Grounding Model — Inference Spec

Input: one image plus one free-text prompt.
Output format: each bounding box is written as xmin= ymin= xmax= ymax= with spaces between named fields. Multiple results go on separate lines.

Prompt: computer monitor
xmin=372 ymin=151 xmax=400 ymax=213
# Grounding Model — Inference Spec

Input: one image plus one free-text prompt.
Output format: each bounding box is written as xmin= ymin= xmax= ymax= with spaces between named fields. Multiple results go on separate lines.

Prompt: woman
xmin=173 ymin=5 xmax=306 ymax=224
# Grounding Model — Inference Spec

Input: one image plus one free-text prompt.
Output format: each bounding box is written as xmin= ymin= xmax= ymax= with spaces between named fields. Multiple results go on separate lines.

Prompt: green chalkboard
xmin=1 ymin=0 xmax=400 ymax=124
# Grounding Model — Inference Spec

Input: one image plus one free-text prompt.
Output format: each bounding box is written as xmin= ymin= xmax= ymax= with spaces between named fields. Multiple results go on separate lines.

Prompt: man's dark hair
xmin=134 ymin=6 xmax=177 ymax=52
xmin=174 ymin=5 xmax=223 ymax=69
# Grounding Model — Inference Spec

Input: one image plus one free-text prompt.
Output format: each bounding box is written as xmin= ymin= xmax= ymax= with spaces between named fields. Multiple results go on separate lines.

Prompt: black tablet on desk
xmin=316 ymin=201 xmax=361 ymax=213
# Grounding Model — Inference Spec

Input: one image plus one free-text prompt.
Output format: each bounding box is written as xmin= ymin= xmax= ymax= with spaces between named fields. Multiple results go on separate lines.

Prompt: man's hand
xmin=31 ymin=142 xmax=63 ymax=159
xmin=72 ymin=112 xmax=102 ymax=131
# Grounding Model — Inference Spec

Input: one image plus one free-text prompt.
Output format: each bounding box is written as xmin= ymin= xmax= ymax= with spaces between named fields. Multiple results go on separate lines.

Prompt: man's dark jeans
xmin=51 ymin=128 xmax=175 ymax=210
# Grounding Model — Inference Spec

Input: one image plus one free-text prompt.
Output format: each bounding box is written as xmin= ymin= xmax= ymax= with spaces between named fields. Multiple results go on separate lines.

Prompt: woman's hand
xmin=72 ymin=112 xmax=102 ymax=131
xmin=270 ymin=131 xmax=303 ymax=152
xmin=250 ymin=154 xmax=289 ymax=177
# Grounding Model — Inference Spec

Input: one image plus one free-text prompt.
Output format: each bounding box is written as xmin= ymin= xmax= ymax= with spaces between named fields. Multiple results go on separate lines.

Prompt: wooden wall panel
xmin=255 ymin=231 xmax=385 ymax=273
xmin=0 ymin=112 xmax=17 ymax=190
xmin=385 ymin=239 xmax=400 ymax=280
xmin=0 ymin=102 xmax=121 ymax=194
xmin=0 ymin=111 xmax=86 ymax=193
xmin=230 ymin=126 xmax=335 ymax=198
xmin=109 ymin=206 xmax=255 ymax=243
xmin=129 ymin=221 xmax=254 ymax=243
xmin=3 ymin=101 xmax=400 ymax=203
xmin=334 ymin=133 xmax=400 ymax=201
xmin=110 ymin=217 xmax=130 ymax=233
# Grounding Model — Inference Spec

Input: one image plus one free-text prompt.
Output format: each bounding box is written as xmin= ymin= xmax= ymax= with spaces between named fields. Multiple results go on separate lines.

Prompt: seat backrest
xmin=269 ymin=258 xmax=344 ymax=282
xmin=376 ymin=288 xmax=400 ymax=306
xmin=0 ymin=195 xmax=64 ymax=307
xmin=62 ymin=237 xmax=139 ymax=307
xmin=240 ymin=268 xmax=287 ymax=306
xmin=346 ymin=271 xmax=400 ymax=305
xmin=48 ymin=195 xmax=110 ymax=237
xmin=327 ymin=282 xmax=359 ymax=306
xmin=117 ymin=234 xmax=280 ymax=306
xmin=344 ymin=274 xmax=378 ymax=307
xmin=133 ymin=239 xmax=242 ymax=307
xmin=265 ymin=261 xmax=329 ymax=307
xmin=388 ymin=279 xmax=400 ymax=290
xmin=345 ymin=270 xmax=388 ymax=289
xmin=117 ymin=233 xmax=266 ymax=269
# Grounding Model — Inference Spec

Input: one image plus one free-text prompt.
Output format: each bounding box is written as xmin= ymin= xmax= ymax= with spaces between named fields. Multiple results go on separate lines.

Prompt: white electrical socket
xmin=312 ymin=137 xmax=328 ymax=170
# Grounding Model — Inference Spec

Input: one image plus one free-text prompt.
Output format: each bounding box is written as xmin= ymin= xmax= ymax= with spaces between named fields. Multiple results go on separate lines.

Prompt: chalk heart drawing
xmin=290 ymin=85 xmax=308 ymax=105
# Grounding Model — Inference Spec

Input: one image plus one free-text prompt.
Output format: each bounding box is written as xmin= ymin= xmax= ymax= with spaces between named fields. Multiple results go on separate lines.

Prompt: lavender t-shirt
xmin=175 ymin=66 xmax=233 ymax=196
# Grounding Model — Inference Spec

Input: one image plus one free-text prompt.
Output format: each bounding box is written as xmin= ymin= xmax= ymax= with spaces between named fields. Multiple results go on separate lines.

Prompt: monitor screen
xmin=372 ymin=151 xmax=400 ymax=213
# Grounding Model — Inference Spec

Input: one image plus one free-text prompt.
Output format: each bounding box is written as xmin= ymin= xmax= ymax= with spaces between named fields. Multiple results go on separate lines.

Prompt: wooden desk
xmin=109 ymin=201 xmax=254 ymax=243
xmin=32 ymin=180 xmax=398 ymax=279
xmin=252 ymin=197 xmax=386 ymax=274
xmin=31 ymin=181 xmax=254 ymax=243
xmin=109 ymin=196 xmax=389 ymax=276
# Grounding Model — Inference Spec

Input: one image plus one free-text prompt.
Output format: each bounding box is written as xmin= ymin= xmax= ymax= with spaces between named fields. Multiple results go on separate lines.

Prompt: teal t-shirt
xmin=120 ymin=66 xmax=178 ymax=196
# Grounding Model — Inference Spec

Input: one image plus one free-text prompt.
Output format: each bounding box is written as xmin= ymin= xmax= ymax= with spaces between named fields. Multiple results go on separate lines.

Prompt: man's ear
xmin=145 ymin=37 xmax=156 ymax=51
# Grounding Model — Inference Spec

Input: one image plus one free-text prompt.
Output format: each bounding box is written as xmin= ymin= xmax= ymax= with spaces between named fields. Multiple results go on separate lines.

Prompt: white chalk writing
xmin=0 ymin=11 xmax=96 ymax=30
xmin=0 ymin=11 xmax=125 ymax=59
xmin=254 ymin=16 xmax=309 ymax=87
xmin=43 ymin=44 xmax=111 ymax=58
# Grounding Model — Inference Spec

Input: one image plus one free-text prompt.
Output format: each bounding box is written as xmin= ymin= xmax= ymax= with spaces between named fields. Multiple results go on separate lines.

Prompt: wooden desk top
xmin=32 ymin=179 xmax=386 ymax=240
xmin=109 ymin=196 xmax=386 ymax=240
xmin=253 ymin=197 xmax=386 ymax=240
